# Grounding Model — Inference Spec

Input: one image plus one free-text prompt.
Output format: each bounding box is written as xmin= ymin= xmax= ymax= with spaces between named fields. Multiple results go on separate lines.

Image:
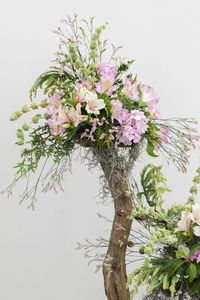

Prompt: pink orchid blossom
xmin=124 ymin=77 xmax=139 ymax=101
xmin=68 ymin=103 xmax=88 ymax=127
xmin=141 ymin=85 xmax=159 ymax=105
xmin=111 ymin=99 xmax=129 ymax=124
xmin=176 ymin=211 xmax=191 ymax=232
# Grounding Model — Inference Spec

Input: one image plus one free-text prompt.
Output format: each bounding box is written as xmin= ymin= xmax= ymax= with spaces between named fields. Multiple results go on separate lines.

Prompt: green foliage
xmin=146 ymin=140 xmax=158 ymax=158
xmin=140 ymin=164 xmax=171 ymax=208
xmin=117 ymin=60 xmax=135 ymax=73
xmin=189 ymin=243 xmax=200 ymax=256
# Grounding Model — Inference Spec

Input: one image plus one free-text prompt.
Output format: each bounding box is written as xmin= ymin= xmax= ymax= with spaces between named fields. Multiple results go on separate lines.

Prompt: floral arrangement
xmin=5 ymin=14 xmax=199 ymax=208
xmin=127 ymin=165 xmax=200 ymax=299
xmin=3 ymin=13 xmax=200 ymax=300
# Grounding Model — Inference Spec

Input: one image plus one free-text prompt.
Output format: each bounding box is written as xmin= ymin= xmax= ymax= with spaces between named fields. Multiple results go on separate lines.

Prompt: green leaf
xmin=168 ymin=259 xmax=184 ymax=278
xmin=175 ymin=250 xmax=186 ymax=258
xmin=163 ymin=274 xmax=169 ymax=290
xmin=191 ymin=278 xmax=200 ymax=294
xmin=189 ymin=243 xmax=200 ymax=256
xmin=146 ymin=141 xmax=158 ymax=158
xmin=160 ymin=258 xmax=181 ymax=272
xmin=189 ymin=264 xmax=197 ymax=283
xmin=153 ymin=266 xmax=161 ymax=276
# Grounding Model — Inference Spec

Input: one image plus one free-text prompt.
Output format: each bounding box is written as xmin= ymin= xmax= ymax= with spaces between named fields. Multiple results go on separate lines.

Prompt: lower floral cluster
xmin=128 ymin=166 xmax=200 ymax=299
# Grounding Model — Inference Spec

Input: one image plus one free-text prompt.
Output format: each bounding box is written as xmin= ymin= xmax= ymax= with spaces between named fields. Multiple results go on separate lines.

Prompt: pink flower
xmin=148 ymin=104 xmax=161 ymax=119
xmin=48 ymin=105 xmax=70 ymax=136
xmin=141 ymin=85 xmax=159 ymax=105
xmin=47 ymin=92 xmax=62 ymax=115
xmin=124 ymin=77 xmax=139 ymax=101
xmin=176 ymin=211 xmax=191 ymax=232
xmin=99 ymin=133 xmax=106 ymax=139
xmin=68 ymin=103 xmax=88 ymax=127
xmin=96 ymin=75 xmax=118 ymax=96
xmin=191 ymin=205 xmax=200 ymax=224
xmin=111 ymin=99 xmax=129 ymax=124
xmin=97 ymin=63 xmax=117 ymax=78
xmin=96 ymin=63 xmax=118 ymax=96
xmin=190 ymin=249 xmax=200 ymax=263
xmin=194 ymin=226 xmax=200 ymax=237
xmin=84 ymin=90 xmax=105 ymax=115
xmin=155 ymin=126 xmax=169 ymax=151
xmin=116 ymin=110 xmax=148 ymax=145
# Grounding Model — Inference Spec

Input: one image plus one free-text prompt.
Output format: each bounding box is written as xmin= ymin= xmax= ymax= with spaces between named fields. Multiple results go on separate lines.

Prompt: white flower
xmin=191 ymin=204 xmax=200 ymax=224
xmin=78 ymin=87 xmax=89 ymax=102
xmin=85 ymin=91 xmax=105 ymax=115
xmin=68 ymin=103 xmax=88 ymax=127
xmin=178 ymin=245 xmax=190 ymax=257
xmin=193 ymin=225 xmax=200 ymax=236
xmin=176 ymin=211 xmax=191 ymax=232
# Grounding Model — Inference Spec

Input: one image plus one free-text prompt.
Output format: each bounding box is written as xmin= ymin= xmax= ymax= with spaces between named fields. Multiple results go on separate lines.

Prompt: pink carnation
xmin=116 ymin=110 xmax=148 ymax=145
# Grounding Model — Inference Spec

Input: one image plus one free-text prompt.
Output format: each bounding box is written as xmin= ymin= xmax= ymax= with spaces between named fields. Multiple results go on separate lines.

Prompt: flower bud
xmin=16 ymin=139 xmax=24 ymax=146
xmin=21 ymin=105 xmax=29 ymax=113
xmin=90 ymin=41 xmax=97 ymax=50
xmin=193 ymin=175 xmax=200 ymax=184
xmin=71 ymin=54 xmax=77 ymax=62
xmin=22 ymin=123 xmax=30 ymax=131
xmin=92 ymin=34 xmax=99 ymax=41
xmin=43 ymin=113 xmax=50 ymax=120
xmin=75 ymin=61 xmax=83 ymax=69
xmin=16 ymin=129 xmax=24 ymax=138
xmin=40 ymin=98 xmax=48 ymax=108
xmin=15 ymin=110 xmax=22 ymax=118
xmin=190 ymin=185 xmax=198 ymax=195
xmin=10 ymin=114 xmax=17 ymax=121
xmin=188 ymin=195 xmax=195 ymax=205
xmin=89 ymin=62 xmax=97 ymax=70
xmin=90 ymin=51 xmax=97 ymax=58
xmin=88 ymin=77 xmax=97 ymax=85
xmin=32 ymin=116 xmax=39 ymax=123
xmin=31 ymin=102 xmax=39 ymax=110
xmin=95 ymin=27 xmax=102 ymax=34
xmin=68 ymin=44 xmax=75 ymax=53
xmin=62 ymin=123 xmax=72 ymax=129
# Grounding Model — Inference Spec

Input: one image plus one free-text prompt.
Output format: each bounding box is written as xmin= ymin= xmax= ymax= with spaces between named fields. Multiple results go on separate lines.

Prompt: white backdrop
xmin=0 ymin=0 xmax=200 ymax=299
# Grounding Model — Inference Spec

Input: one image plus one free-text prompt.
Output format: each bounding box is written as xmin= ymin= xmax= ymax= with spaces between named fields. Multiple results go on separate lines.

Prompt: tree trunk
xmin=99 ymin=150 xmax=134 ymax=300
